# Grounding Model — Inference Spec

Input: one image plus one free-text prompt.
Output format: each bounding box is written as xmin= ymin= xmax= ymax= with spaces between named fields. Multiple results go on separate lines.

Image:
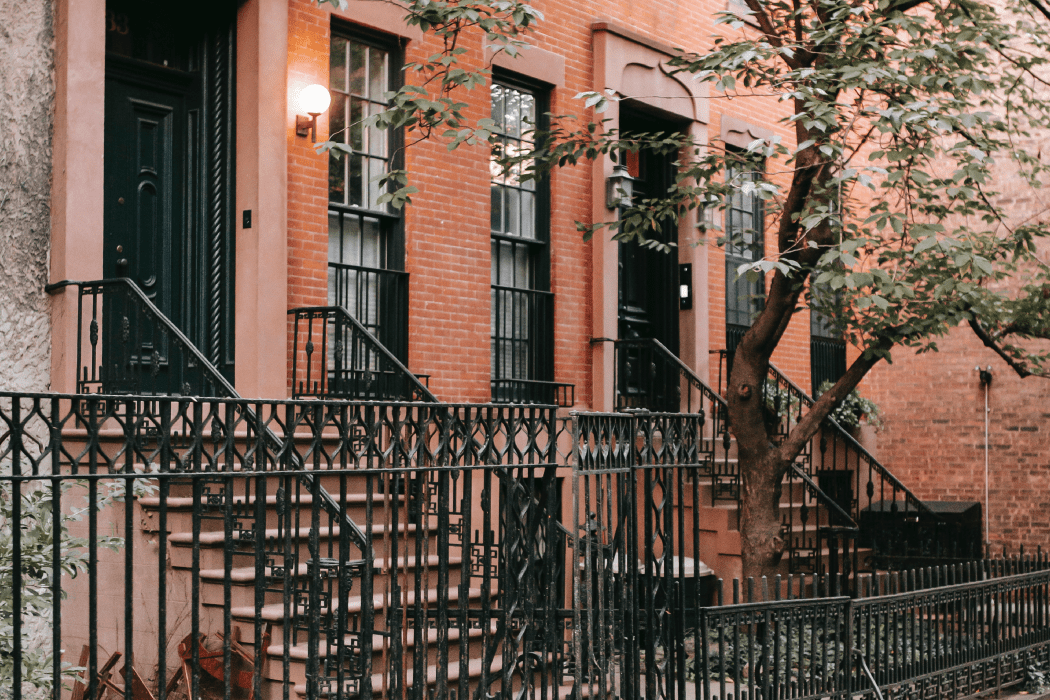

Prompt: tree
xmin=318 ymin=0 xmax=1050 ymax=579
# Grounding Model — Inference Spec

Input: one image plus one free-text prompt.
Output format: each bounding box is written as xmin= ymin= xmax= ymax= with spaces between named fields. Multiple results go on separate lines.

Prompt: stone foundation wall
xmin=0 ymin=0 xmax=54 ymax=393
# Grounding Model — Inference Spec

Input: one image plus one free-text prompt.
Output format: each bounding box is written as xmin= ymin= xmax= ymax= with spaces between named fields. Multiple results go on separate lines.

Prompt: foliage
xmin=1025 ymin=663 xmax=1050 ymax=694
xmin=313 ymin=0 xmax=1050 ymax=379
xmin=816 ymin=380 xmax=883 ymax=430
xmin=0 ymin=480 xmax=126 ymax=694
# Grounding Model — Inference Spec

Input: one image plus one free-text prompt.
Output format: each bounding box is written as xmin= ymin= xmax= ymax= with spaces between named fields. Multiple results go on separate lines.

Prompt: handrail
xmin=713 ymin=348 xmax=938 ymax=521
xmin=790 ymin=463 xmax=859 ymax=530
xmin=615 ymin=337 xmax=729 ymax=419
xmin=47 ymin=277 xmax=238 ymax=397
xmin=47 ymin=279 xmax=370 ymax=552
xmin=764 ymin=357 xmax=938 ymax=520
xmin=648 ymin=337 xmax=729 ymax=412
xmin=289 ymin=305 xmax=438 ymax=403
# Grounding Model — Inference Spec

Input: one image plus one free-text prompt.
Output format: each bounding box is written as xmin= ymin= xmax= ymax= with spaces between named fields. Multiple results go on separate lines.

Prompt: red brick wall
xmin=284 ymin=0 xmax=813 ymax=403
xmin=866 ymin=328 xmax=1050 ymax=552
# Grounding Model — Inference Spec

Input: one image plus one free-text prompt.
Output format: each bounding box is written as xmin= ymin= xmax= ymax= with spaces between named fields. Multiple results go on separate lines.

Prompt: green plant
xmin=1025 ymin=664 xmax=1050 ymax=694
xmin=0 ymin=480 xmax=125 ymax=695
xmin=816 ymin=381 xmax=884 ymax=431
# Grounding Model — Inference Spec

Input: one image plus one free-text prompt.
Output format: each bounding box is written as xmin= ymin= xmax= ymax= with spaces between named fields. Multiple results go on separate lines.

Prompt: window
xmin=724 ymin=156 xmax=765 ymax=353
xmin=327 ymin=30 xmax=407 ymax=361
xmin=810 ymin=295 xmax=847 ymax=395
xmin=490 ymin=79 xmax=553 ymax=402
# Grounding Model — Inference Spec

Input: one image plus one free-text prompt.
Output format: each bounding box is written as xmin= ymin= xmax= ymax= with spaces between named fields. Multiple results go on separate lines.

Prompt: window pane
xmin=329 ymin=153 xmax=346 ymax=205
xmin=362 ymin=217 xmax=381 ymax=269
xmin=520 ymin=192 xmax=535 ymax=239
xmin=329 ymin=93 xmax=346 ymax=144
xmin=368 ymin=102 xmax=386 ymax=157
xmin=505 ymin=89 xmax=520 ymax=137
xmin=368 ymin=157 xmax=385 ymax=211
xmin=328 ymin=211 xmax=343 ymax=263
xmin=349 ymin=42 xmax=366 ymax=95
xmin=349 ymin=98 xmax=363 ymax=151
xmin=369 ymin=47 xmax=386 ymax=99
xmin=491 ymin=84 xmax=505 ymax=131
xmin=349 ymin=153 xmax=363 ymax=207
xmin=331 ymin=36 xmax=347 ymax=92
xmin=505 ymin=188 xmax=520 ymax=236
xmin=491 ymin=186 xmax=503 ymax=233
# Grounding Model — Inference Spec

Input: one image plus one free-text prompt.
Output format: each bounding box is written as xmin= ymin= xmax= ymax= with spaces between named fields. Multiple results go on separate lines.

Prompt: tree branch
xmin=968 ymin=318 xmax=1050 ymax=379
xmin=778 ymin=341 xmax=889 ymax=460
xmin=742 ymin=0 xmax=801 ymax=69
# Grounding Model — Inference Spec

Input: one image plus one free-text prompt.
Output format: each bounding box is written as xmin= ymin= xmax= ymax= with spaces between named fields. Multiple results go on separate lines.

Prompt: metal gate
xmin=572 ymin=411 xmax=711 ymax=700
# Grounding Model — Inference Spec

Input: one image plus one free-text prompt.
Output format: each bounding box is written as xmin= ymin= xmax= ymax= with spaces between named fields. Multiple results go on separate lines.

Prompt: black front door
xmin=103 ymin=62 xmax=193 ymax=392
xmin=617 ymin=109 xmax=682 ymax=409
xmin=102 ymin=0 xmax=236 ymax=393
xmin=105 ymin=62 xmax=192 ymax=318
xmin=617 ymin=110 xmax=681 ymax=351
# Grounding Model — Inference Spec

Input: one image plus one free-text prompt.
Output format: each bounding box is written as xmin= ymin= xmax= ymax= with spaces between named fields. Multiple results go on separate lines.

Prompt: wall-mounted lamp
xmin=679 ymin=263 xmax=693 ymax=310
xmin=605 ymin=163 xmax=635 ymax=210
xmin=295 ymin=84 xmax=332 ymax=143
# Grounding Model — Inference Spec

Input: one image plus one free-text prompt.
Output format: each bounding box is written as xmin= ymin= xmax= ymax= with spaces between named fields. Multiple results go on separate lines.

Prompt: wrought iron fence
xmin=1 ymin=392 xmax=567 ymax=700
xmin=290 ymin=306 xmax=436 ymax=402
xmin=490 ymin=378 xmax=575 ymax=408
xmin=696 ymin=556 xmax=1050 ymax=700
xmin=4 ymin=392 xmax=1049 ymax=700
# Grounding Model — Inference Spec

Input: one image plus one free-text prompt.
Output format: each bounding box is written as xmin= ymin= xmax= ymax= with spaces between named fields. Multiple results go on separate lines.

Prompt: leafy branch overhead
xmin=314 ymin=0 xmax=1050 ymax=385
xmin=316 ymin=0 xmax=543 ymax=209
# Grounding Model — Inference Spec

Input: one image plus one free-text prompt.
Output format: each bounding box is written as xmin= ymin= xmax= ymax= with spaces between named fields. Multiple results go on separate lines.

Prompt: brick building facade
xmin=45 ymin=0 xmax=818 ymax=407
xmin=15 ymin=0 xmax=1047 ymax=562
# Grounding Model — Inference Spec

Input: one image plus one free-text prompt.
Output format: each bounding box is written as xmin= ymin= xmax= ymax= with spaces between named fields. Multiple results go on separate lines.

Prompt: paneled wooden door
xmin=102 ymin=0 xmax=236 ymax=393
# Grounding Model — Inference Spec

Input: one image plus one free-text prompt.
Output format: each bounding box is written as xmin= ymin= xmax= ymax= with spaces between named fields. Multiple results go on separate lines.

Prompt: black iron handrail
xmin=328 ymin=261 xmax=409 ymax=363
xmin=45 ymin=278 xmax=238 ymax=397
xmin=46 ymin=279 xmax=370 ymax=553
xmin=613 ymin=338 xmax=741 ymax=509
xmin=290 ymin=305 xmax=437 ymax=403
xmin=766 ymin=354 xmax=937 ymax=519
xmin=790 ymin=463 xmax=859 ymax=530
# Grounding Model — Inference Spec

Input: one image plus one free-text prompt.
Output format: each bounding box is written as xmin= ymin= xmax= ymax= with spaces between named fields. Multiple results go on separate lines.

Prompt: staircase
xmin=611 ymin=339 xmax=958 ymax=586
xmin=45 ymin=280 xmax=574 ymax=699
xmin=42 ymin=278 xmax=961 ymax=700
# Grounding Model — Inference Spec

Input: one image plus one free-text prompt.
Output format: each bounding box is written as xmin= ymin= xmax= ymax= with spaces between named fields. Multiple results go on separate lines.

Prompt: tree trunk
xmin=739 ymin=449 xmax=790 ymax=581
xmin=726 ymin=343 xmax=791 ymax=581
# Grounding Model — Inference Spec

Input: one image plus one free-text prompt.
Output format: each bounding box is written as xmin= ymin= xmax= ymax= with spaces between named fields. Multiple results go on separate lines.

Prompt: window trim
xmin=724 ymin=150 xmax=766 ymax=334
xmin=490 ymin=71 xmax=552 ymax=290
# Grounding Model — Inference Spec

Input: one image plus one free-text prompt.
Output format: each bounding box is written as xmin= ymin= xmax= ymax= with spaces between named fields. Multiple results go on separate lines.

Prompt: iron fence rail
xmin=3 ymin=392 xmax=1050 ymax=700
xmin=1 ymin=392 xmax=565 ymax=700
xmin=695 ymin=559 xmax=1050 ymax=700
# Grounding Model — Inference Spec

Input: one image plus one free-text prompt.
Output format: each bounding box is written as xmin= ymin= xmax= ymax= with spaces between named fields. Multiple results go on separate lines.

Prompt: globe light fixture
xmin=295 ymin=84 xmax=332 ymax=142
